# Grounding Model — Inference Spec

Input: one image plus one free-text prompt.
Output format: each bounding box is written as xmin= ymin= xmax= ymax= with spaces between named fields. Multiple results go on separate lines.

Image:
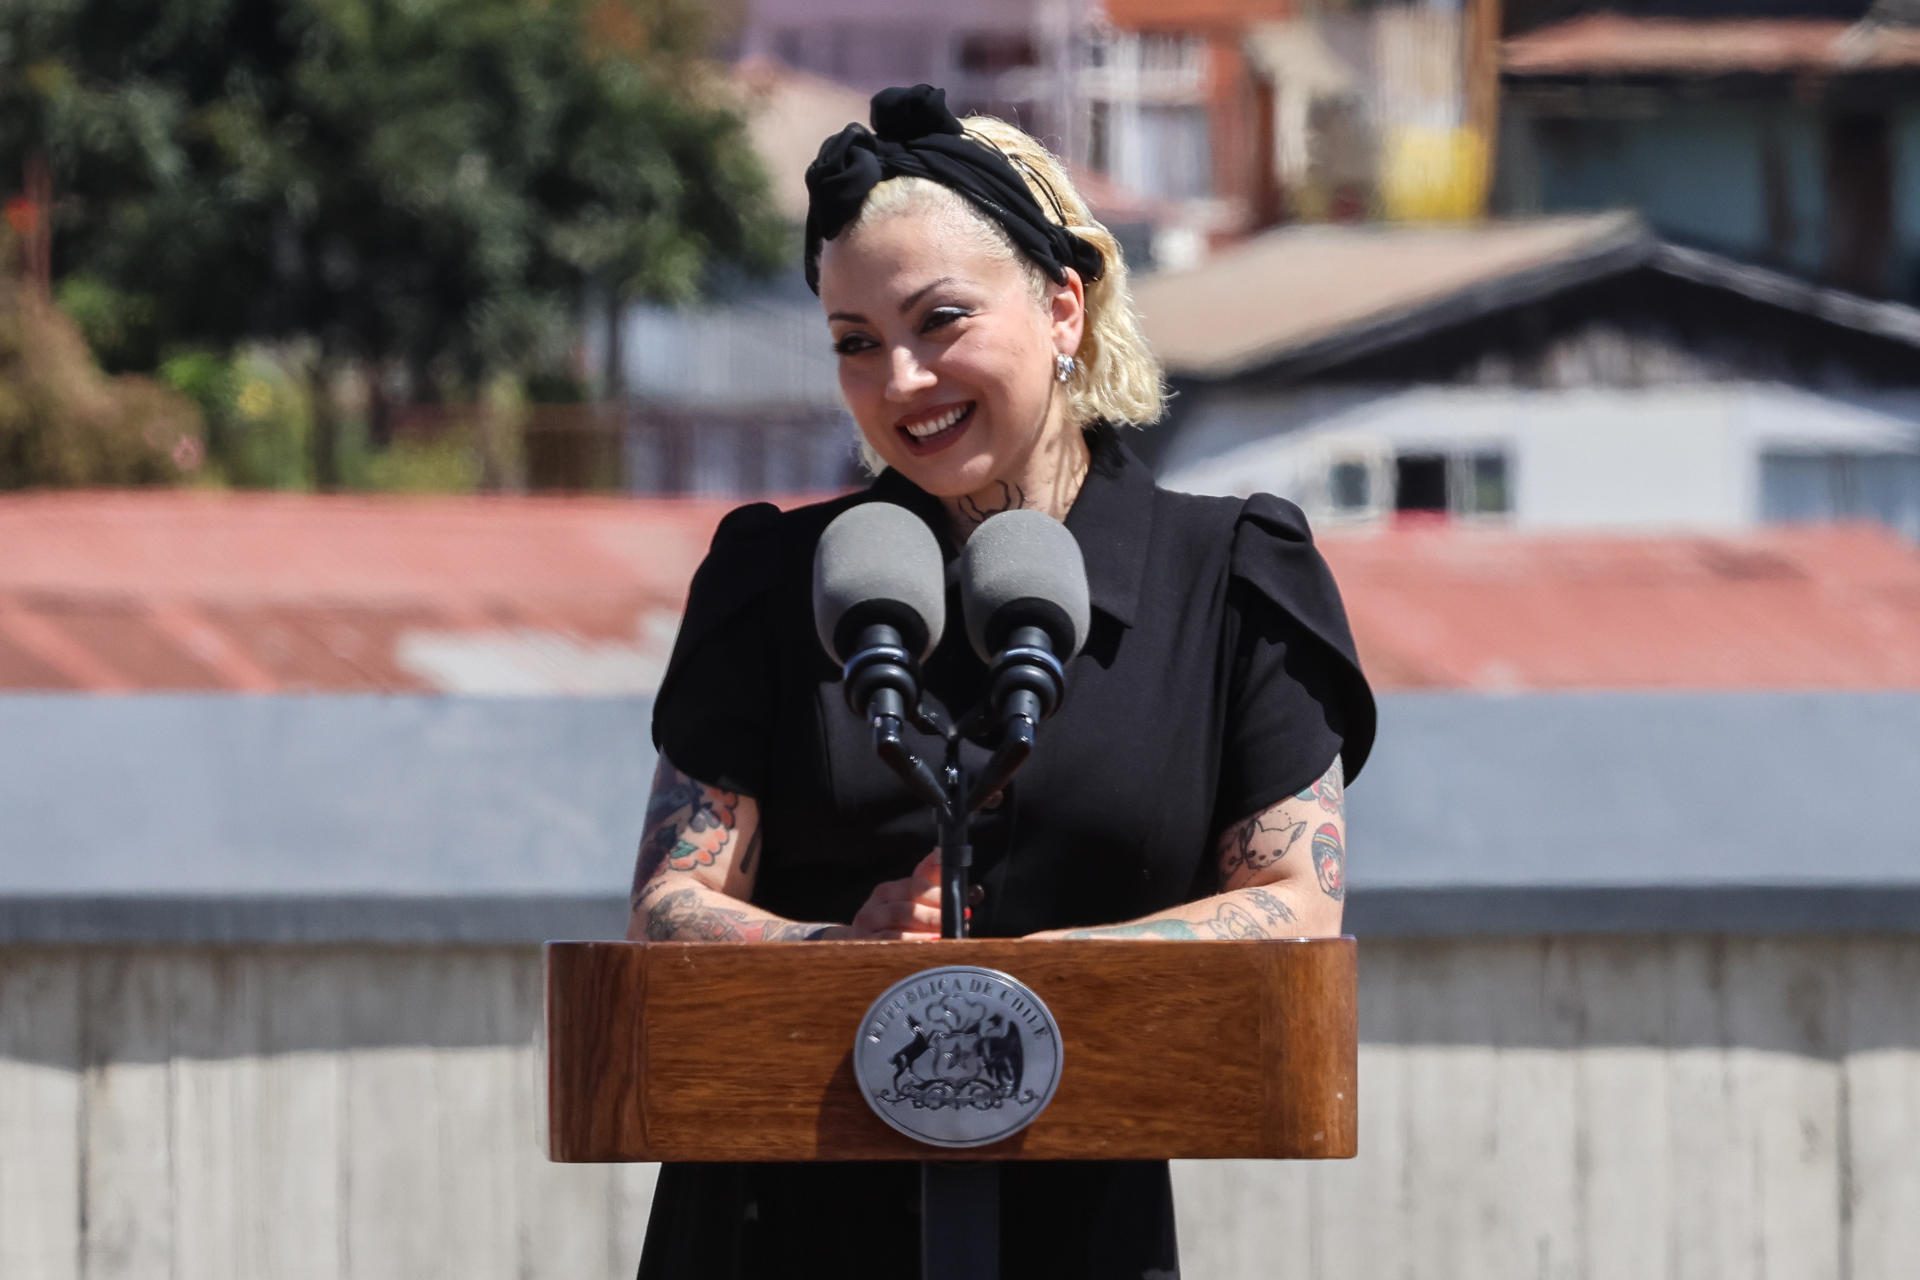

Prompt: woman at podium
xmin=624 ymin=84 xmax=1375 ymax=1280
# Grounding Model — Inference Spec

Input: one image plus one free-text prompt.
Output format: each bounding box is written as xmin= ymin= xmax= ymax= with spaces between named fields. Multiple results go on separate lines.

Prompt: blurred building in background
xmin=1089 ymin=0 xmax=1498 ymax=247
xmin=1137 ymin=211 xmax=1920 ymax=540
xmin=568 ymin=62 xmax=867 ymax=498
xmin=720 ymin=0 xmax=1502 ymax=258
xmin=728 ymin=0 xmax=1081 ymax=139
xmin=1498 ymin=1 xmax=1920 ymax=302
xmin=610 ymin=0 xmax=1920 ymax=526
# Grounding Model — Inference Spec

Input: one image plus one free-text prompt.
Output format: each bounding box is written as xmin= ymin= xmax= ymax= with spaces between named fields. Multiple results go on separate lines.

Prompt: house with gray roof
xmin=1133 ymin=213 xmax=1920 ymax=541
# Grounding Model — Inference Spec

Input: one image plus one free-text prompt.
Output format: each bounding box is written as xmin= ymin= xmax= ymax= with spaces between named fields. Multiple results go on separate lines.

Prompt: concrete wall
xmin=7 ymin=936 xmax=1918 ymax=1279
xmin=0 ymin=945 xmax=658 ymax=1280
xmin=1158 ymin=383 xmax=1920 ymax=531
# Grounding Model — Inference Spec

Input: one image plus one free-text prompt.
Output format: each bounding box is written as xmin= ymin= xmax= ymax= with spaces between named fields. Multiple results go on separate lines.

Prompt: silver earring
xmin=1055 ymin=353 xmax=1076 ymax=383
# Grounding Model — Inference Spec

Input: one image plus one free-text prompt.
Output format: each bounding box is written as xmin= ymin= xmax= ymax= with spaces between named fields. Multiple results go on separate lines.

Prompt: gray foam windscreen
xmin=959 ymin=509 xmax=1091 ymax=662
xmin=812 ymin=503 xmax=947 ymax=664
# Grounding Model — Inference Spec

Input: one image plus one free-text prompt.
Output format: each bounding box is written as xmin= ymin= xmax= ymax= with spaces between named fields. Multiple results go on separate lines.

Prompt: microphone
xmin=959 ymin=510 xmax=1091 ymax=736
xmin=812 ymin=503 xmax=946 ymax=724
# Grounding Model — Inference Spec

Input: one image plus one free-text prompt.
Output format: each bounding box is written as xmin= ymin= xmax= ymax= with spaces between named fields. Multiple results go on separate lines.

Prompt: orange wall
xmin=1101 ymin=1 xmax=1299 ymax=234
xmin=1103 ymin=0 xmax=1297 ymax=33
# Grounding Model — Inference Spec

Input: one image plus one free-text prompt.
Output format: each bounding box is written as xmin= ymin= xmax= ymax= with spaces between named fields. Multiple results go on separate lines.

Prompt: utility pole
xmin=13 ymin=152 xmax=55 ymax=302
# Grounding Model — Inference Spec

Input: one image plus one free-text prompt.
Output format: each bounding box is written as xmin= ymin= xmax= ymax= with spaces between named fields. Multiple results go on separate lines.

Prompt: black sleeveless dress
xmin=639 ymin=426 xmax=1375 ymax=1280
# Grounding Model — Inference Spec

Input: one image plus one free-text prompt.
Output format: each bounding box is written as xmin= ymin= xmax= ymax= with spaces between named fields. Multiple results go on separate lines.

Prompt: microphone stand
xmin=868 ymin=695 xmax=1040 ymax=1280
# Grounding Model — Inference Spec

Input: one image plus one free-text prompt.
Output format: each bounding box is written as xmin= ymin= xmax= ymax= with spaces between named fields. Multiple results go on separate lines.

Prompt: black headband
xmin=802 ymin=84 xmax=1105 ymax=295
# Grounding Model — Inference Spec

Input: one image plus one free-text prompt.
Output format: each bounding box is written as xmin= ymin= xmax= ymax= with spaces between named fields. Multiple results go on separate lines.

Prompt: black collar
xmin=1062 ymin=425 xmax=1153 ymax=628
xmin=868 ymin=425 xmax=1155 ymax=630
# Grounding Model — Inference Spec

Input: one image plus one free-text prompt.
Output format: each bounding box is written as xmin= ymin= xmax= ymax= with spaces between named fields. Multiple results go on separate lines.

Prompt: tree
xmin=0 ymin=239 xmax=202 ymax=488
xmin=1 ymin=0 xmax=783 ymax=486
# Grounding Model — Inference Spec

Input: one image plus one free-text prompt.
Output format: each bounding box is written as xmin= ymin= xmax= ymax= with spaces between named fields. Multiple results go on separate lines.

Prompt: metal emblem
xmin=852 ymin=965 xmax=1064 ymax=1149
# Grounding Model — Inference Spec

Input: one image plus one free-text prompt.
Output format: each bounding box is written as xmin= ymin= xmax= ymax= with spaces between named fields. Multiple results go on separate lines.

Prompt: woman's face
xmin=818 ymin=197 xmax=1083 ymax=499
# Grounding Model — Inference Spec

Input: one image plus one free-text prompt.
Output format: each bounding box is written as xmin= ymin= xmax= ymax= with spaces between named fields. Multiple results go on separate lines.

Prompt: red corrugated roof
xmin=1504 ymin=16 xmax=1920 ymax=78
xmin=2 ymin=492 xmax=1917 ymax=693
xmin=0 ymin=491 xmax=738 ymax=694
xmin=1322 ymin=522 xmax=1920 ymax=692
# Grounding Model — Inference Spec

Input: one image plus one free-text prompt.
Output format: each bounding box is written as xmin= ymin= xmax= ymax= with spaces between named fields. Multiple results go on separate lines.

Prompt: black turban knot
xmin=803 ymin=84 xmax=1106 ymax=295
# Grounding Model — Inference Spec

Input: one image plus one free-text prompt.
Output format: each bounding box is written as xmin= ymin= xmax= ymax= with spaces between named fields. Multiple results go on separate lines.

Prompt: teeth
xmin=904 ymin=404 xmax=968 ymax=438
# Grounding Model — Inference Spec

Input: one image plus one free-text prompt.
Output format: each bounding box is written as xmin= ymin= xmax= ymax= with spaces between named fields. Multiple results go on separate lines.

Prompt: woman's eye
xmin=833 ymin=334 xmax=875 ymax=356
xmin=922 ymin=307 xmax=969 ymax=333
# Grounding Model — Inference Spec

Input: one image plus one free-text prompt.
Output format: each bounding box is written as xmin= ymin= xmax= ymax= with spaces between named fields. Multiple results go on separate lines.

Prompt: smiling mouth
xmin=896 ymin=402 xmax=975 ymax=451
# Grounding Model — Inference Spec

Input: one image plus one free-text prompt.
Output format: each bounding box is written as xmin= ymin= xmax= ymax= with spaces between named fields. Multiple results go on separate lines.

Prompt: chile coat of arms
xmin=852 ymin=966 xmax=1064 ymax=1148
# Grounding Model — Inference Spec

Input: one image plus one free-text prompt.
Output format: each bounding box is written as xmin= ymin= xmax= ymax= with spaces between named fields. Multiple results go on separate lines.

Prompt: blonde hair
xmin=834 ymin=115 xmax=1166 ymax=462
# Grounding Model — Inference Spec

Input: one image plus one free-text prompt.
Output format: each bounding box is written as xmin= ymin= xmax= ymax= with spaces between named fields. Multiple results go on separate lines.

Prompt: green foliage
xmin=157 ymin=350 xmax=241 ymax=426
xmin=361 ymin=431 xmax=482 ymax=494
xmin=0 ymin=248 xmax=204 ymax=487
xmin=526 ymin=367 xmax=589 ymax=404
xmin=3 ymin=0 xmax=782 ymax=371
xmin=3 ymin=0 xmax=783 ymax=486
xmin=54 ymin=275 xmax=155 ymax=371
xmin=157 ymin=347 xmax=310 ymax=488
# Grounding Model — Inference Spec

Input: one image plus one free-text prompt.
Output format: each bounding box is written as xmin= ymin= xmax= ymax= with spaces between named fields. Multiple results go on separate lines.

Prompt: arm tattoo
xmin=630 ymin=759 xmax=822 ymax=941
xmin=1220 ymin=812 xmax=1308 ymax=884
xmin=1312 ymin=824 xmax=1345 ymax=901
xmin=630 ymin=875 xmax=672 ymax=913
xmin=1197 ymin=900 xmax=1267 ymax=939
xmin=645 ymin=889 xmax=736 ymax=941
xmin=1061 ymin=919 xmax=1200 ymax=940
xmin=1294 ymin=756 xmax=1346 ymax=818
xmin=633 ymin=757 xmax=740 ymax=905
xmin=1063 ymin=889 xmax=1300 ymax=941
xmin=1296 ymin=756 xmax=1346 ymax=900
xmin=1241 ymin=886 xmax=1299 ymax=929
xmin=957 ymin=480 xmax=1025 ymax=526
xmin=643 ymin=888 xmax=832 ymax=943
xmin=1218 ymin=755 xmax=1347 ymax=893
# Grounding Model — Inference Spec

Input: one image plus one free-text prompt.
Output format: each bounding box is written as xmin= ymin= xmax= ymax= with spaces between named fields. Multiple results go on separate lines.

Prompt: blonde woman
xmin=628 ymin=85 xmax=1375 ymax=1279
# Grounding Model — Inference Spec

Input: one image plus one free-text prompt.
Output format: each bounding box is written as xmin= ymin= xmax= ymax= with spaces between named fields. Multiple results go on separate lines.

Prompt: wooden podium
xmin=545 ymin=937 xmax=1357 ymax=1164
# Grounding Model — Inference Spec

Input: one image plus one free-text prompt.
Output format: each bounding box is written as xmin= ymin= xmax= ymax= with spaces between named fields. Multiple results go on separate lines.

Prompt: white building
xmin=1135 ymin=212 xmax=1920 ymax=540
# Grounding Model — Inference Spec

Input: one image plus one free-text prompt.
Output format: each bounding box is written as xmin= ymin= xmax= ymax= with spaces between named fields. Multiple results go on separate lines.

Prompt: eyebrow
xmin=826 ymin=276 xmax=960 ymax=326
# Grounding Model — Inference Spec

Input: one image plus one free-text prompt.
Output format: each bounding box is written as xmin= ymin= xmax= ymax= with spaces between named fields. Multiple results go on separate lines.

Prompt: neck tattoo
xmin=958 ymin=480 xmax=1026 ymax=527
xmin=944 ymin=419 xmax=1093 ymax=541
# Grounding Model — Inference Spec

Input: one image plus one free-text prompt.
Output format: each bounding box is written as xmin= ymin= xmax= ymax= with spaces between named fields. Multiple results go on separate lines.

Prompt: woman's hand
xmin=848 ymin=850 xmax=945 ymax=940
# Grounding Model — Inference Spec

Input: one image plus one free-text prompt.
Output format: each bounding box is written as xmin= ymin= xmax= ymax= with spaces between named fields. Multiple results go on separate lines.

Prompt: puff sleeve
xmin=649 ymin=502 xmax=785 ymax=797
xmin=1214 ymin=493 xmax=1377 ymax=826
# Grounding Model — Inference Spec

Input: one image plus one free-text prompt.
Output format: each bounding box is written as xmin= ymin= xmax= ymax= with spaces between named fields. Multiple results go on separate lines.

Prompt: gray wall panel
xmin=5 ymin=690 xmax=1918 ymax=941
